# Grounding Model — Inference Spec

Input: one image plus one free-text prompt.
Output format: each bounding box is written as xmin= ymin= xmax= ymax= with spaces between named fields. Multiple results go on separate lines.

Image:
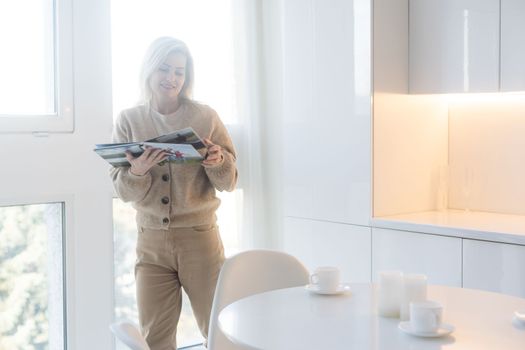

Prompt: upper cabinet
xmin=409 ymin=0 xmax=525 ymax=93
xmin=409 ymin=0 xmax=499 ymax=93
xmin=500 ymin=0 xmax=525 ymax=91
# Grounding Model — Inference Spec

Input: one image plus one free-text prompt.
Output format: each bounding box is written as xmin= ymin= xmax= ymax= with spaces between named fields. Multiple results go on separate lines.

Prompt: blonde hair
xmin=139 ymin=37 xmax=194 ymax=103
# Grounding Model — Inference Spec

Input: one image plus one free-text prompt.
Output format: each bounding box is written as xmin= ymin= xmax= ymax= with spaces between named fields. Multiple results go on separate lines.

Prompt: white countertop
xmin=219 ymin=283 xmax=525 ymax=350
xmin=372 ymin=209 xmax=525 ymax=245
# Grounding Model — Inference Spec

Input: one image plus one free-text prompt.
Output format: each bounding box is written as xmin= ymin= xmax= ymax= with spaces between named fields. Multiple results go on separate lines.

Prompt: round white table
xmin=218 ymin=283 xmax=525 ymax=350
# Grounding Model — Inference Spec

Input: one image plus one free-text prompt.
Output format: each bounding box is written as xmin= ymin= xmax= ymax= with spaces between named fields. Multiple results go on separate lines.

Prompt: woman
xmin=111 ymin=37 xmax=237 ymax=349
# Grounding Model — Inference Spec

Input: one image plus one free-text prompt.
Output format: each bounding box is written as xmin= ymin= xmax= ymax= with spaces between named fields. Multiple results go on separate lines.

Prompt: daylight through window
xmin=0 ymin=203 xmax=65 ymax=349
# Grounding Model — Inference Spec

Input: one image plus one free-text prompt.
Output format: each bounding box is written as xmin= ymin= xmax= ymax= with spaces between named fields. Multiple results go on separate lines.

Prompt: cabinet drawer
xmin=463 ymin=239 xmax=525 ymax=298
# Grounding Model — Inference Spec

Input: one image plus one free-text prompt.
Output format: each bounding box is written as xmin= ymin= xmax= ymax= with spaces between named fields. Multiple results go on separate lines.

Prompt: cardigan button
xmin=162 ymin=174 xmax=169 ymax=181
xmin=162 ymin=217 xmax=169 ymax=224
xmin=161 ymin=196 xmax=169 ymax=204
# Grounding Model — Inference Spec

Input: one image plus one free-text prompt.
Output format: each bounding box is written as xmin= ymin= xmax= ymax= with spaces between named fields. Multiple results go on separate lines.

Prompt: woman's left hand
xmin=202 ymin=138 xmax=224 ymax=167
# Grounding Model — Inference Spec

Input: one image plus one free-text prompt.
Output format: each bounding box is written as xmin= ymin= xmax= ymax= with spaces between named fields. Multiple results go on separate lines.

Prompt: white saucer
xmin=305 ymin=283 xmax=352 ymax=295
xmin=398 ymin=321 xmax=455 ymax=338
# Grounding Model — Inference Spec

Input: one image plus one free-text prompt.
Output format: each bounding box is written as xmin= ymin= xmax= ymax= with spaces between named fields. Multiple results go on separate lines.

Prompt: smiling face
xmin=149 ymin=52 xmax=187 ymax=103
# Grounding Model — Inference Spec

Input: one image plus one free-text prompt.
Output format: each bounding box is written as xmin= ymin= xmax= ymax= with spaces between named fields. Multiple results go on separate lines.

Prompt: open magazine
xmin=94 ymin=127 xmax=206 ymax=167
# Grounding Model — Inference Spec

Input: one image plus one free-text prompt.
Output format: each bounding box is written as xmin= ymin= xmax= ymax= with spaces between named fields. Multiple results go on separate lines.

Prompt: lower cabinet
xmin=282 ymin=221 xmax=525 ymax=295
xmin=372 ymin=228 xmax=462 ymax=286
xmin=283 ymin=217 xmax=372 ymax=283
xmin=463 ymin=239 xmax=525 ymax=298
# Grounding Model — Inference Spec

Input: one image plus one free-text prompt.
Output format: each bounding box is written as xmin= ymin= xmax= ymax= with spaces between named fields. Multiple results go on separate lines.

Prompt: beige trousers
xmin=135 ymin=224 xmax=225 ymax=350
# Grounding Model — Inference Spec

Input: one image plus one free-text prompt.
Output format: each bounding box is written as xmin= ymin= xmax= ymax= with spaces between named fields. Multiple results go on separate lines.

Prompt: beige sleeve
xmin=203 ymin=111 xmax=238 ymax=192
xmin=109 ymin=113 xmax=153 ymax=202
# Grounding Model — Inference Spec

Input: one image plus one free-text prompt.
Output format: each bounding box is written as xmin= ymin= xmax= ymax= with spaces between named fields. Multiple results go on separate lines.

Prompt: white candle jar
xmin=377 ymin=270 xmax=403 ymax=318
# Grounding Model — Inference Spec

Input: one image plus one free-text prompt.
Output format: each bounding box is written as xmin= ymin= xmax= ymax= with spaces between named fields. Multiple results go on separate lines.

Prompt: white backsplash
xmin=448 ymin=94 xmax=525 ymax=215
xmin=373 ymin=93 xmax=449 ymax=217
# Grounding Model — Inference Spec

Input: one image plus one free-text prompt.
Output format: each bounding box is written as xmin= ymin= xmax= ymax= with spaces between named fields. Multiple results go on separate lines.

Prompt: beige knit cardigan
xmin=110 ymin=101 xmax=238 ymax=229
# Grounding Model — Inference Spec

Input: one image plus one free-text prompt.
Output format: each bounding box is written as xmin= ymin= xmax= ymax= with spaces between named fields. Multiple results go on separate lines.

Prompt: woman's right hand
xmin=126 ymin=146 xmax=168 ymax=176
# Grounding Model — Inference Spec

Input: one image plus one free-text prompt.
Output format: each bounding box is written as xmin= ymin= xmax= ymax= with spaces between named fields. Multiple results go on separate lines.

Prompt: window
xmin=0 ymin=0 xmax=74 ymax=133
xmin=110 ymin=0 xmax=236 ymax=124
xmin=0 ymin=203 xmax=65 ymax=349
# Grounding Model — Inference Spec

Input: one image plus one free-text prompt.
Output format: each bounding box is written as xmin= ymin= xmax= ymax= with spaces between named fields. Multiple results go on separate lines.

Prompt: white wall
xmin=280 ymin=0 xmax=371 ymax=226
xmin=0 ymin=0 xmax=114 ymax=348
xmin=267 ymin=0 xmax=372 ymax=279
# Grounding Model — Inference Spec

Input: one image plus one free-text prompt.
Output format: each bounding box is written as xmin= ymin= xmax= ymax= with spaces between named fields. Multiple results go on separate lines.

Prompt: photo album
xmin=94 ymin=127 xmax=206 ymax=167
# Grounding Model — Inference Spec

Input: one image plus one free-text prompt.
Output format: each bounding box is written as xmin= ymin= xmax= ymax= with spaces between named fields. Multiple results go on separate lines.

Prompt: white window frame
xmin=0 ymin=0 xmax=74 ymax=134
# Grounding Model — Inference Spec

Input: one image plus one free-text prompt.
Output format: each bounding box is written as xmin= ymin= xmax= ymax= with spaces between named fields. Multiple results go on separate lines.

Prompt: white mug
xmin=409 ymin=300 xmax=443 ymax=333
xmin=310 ymin=266 xmax=340 ymax=292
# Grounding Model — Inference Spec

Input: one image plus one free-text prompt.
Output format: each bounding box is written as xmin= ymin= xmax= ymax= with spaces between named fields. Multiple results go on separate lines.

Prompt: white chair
xmin=208 ymin=249 xmax=310 ymax=350
xmin=109 ymin=321 xmax=150 ymax=350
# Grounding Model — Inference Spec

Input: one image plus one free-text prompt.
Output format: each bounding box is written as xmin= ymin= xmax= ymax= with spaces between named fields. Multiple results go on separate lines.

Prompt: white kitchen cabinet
xmin=372 ymin=228 xmax=462 ymax=286
xmin=500 ymin=0 xmax=525 ymax=91
xmin=282 ymin=0 xmax=371 ymax=226
xmin=463 ymin=239 xmax=525 ymax=298
xmin=283 ymin=217 xmax=372 ymax=283
xmin=409 ymin=0 xmax=499 ymax=93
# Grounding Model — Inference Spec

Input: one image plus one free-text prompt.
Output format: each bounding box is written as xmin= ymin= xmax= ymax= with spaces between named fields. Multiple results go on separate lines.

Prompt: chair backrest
xmin=208 ymin=249 xmax=310 ymax=350
xmin=109 ymin=321 xmax=150 ymax=350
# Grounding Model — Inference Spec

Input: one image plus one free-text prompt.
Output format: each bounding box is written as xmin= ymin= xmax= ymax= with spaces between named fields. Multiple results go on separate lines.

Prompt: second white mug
xmin=409 ymin=300 xmax=443 ymax=333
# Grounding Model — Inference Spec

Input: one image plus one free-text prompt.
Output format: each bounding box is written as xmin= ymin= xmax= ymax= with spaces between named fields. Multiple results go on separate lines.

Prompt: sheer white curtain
xmin=230 ymin=0 xmax=279 ymax=249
